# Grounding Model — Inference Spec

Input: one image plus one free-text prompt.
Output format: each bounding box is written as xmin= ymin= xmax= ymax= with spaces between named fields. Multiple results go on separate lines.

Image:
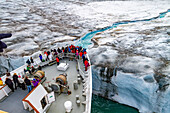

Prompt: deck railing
xmin=0 ymin=85 xmax=11 ymax=100
xmin=76 ymin=54 xmax=92 ymax=113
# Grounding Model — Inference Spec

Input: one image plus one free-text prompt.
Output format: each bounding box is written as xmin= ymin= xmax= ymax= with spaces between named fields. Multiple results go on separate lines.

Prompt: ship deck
xmin=0 ymin=57 xmax=87 ymax=113
xmin=43 ymin=58 xmax=86 ymax=113
xmin=0 ymin=87 xmax=31 ymax=113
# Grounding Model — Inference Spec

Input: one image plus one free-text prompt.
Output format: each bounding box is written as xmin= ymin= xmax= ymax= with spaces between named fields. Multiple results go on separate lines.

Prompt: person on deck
xmin=62 ymin=47 xmax=65 ymax=53
xmin=24 ymin=76 xmax=32 ymax=93
xmin=44 ymin=51 xmax=48 ymax=61
xmin=56 ymin=57 xmax=60 ymax=65
xmin=54 ymin=49 xmax=58 ymax=56
xmin=57 ymin=48 xmax=62 ymax=53
xmin=76 ymin=51 xmax=79 ymax=59
xmin=68 ymin=47 xmax=71 ymax=53
xmin=24 ymin=68 xmax=27 ymax=74
xmin=26 ymin=59 xmax=31 ymax=66
xmin=71 ymin=47 xmax=76 ymax=53
xmin=39 ymin=54 xmax=43 ymax=62
xmin=79 ymin=51 xmax=83 ymax=59
xmin=82 ymin=55 xmax=86 ymax=63
xmin=37 ymin=65 xmax=42 ymax=70
xmin=26 ymin=65 xmax=31 ymax=74
xmin=82 ymin=53 xmax=85 ymax=60
xmin=51 ymin=49 xmax=55 ymax=59
xmin=49 ymin=54 xmax=53 ymax=62
xmin=6 ymin=72 xmax=11 ymax=76
xmin=5 ymin=77 xmax=14 ymax=92
xmin=83 ymin=50 xmax=87 ymax=55
xmin=84 ymin=58 xmax=90 ymax=71
xmin=78 ymin=46 xmax=82 ymax=52
xmin=18 ymin=75 xmax=26 ymax=90
xmin=13 ymin=73 xmax=20 ymax=90
xmin=64 ymin=47 xmax=68 ymax=56
xmin=47 ymin=51 xmax=50 ymax=56
xmin=32 ymin=78 xmax=39 ymax=87
xmin=30 ymin=57 xmax=34 ymax=64
xmin=31 ymin=66 xmax=36 ymax=74
xmin=0 ymin=78 xmax=3 ymax=86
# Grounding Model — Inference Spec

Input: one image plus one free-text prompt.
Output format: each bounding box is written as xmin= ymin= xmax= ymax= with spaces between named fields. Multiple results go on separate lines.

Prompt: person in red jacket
xmin=44 ymin=51 xmax=48 ymax=61
xmin=56 ymin=57 xmax=60 ymax=65
xmin=84 ymin=58 xmax=90 ymax=71
xmin=84 ymin=51 xmax=87 ymax=55
xmin=79 ymin=51 xmax=83 ymax=59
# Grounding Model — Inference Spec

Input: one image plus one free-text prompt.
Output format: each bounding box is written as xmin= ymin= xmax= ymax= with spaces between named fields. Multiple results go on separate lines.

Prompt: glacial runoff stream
xmin=77 ymin=9 xmax=170 ymax=48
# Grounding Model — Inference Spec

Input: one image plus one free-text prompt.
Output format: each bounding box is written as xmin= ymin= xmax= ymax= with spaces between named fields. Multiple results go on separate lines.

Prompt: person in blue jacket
xmin=39 ymin=54 xmax=43 ymax=62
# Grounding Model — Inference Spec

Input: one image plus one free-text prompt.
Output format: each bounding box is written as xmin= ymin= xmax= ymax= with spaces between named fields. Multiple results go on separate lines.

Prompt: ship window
xmin=41 ymin=96 xmax=47 ymax=109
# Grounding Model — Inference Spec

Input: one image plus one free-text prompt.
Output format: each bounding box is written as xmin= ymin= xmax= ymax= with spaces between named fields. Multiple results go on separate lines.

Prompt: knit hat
xmin=18 ymin=75 xmax=21 ymax=78
xmin=14 ymin=73 xmax=17 ymax=75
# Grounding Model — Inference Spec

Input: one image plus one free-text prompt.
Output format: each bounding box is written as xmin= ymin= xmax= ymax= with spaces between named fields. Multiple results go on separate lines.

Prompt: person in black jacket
xmin=57 ymin=48 xmax=62 ymax=53
xmin=24 ymin=76 xmax=32 ymax=93
xmin=5 ymin=77 xmax=14 ymax=92
xmin=37 ymin=65 xmax=42 ymax=70
xmin=30 ymin=57 xmax=34 ymax=64
xmin=26 ymin=59 xmax=31 ymax=66
xmin=13 ymin=73 xmax=20 ymax=89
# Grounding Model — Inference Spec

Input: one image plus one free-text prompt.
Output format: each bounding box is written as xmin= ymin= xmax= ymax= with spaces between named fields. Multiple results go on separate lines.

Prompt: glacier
xmin=0 ymin=0 xmax=170 ymax=113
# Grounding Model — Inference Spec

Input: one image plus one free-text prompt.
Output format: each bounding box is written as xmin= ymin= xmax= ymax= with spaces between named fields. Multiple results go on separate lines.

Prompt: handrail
xmin=86 ymin=54 xmax=92 ymax=113
xmin=77 ymin=61 xmax=85 ymax=78
xmin=0 ymin=84 xmax=10 ymax=100
xmin=0 ymin=85 xmax=6 ymax=90
xmin=60 ymin=52 xmax=92 ymax=113
xmin=76 ymin=54 xmax=92 ymax=113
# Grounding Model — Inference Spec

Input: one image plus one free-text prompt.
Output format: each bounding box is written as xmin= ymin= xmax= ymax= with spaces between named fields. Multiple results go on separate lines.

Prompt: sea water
xmin=91 ymin=94 xmax=139 ymax=113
